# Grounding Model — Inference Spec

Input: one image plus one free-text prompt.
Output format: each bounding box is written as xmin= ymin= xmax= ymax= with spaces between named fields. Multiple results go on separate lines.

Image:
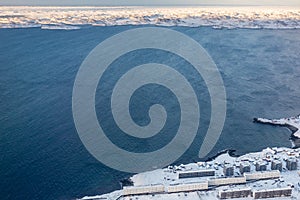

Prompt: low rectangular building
xmin=123 ymin=184 xmax=165 ymax=196
xmin=218 ymin=188 xmax=252 ymax=199
xmin=244 ymin=170 xmax=280 ymax=181
xmin=167 ymin=182 xmax=208 ymax=193
xmin=178 ymin=169 xmax=215 ymax=179
xmin=253 ymin=187 xmax=292 ymax=199
xmin=208 ymin=176 xmax=246 ymax=186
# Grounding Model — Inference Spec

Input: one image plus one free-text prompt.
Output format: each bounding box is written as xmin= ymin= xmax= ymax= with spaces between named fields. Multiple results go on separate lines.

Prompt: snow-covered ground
xmin=255 ymin=114 xmax=300 ymax=138
xmin=80 ymin=147 xmax=300 ymax=200
xmin=0 ymin=6 xmax=300 ymax=29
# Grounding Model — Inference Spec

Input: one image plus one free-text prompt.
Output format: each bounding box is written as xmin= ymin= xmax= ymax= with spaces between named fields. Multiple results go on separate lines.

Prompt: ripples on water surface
xmin=0 ymin=26 xmax=300 ymax=199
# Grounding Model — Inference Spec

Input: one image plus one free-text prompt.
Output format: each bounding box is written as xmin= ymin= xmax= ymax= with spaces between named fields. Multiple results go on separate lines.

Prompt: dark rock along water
xmin=0 ymin=26 xmax=300 ymax=200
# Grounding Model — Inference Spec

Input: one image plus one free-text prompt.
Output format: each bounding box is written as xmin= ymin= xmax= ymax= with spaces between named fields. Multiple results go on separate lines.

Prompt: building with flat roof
xmin=271 ymin=160 xmax=282 ymax=171
xmin=167 ymin=182 xmax=208 ymax=193
xmin=223 ymin=165 xmax=234 ymax=177
xmin=286 ymin=159 xmax=297 ymax=170
xmin=244 ymin=170 xmax=280 ymax=181
xmin=208 ymin=176 xmax=246 ymax=186
xmin=123 ymin=184 xmax=165 ymax=196
xmin=252 ymin=187 xmax=292 ymax=199
xmin=178 ymin=169 xmax=215 ymax=179
xmin=218 ymin=187 xmax=251 ymax=199
xmin=239 ymin=162 xmax=251 ymax=174
xmin=255 ymin=162 xmax=267 ymax=171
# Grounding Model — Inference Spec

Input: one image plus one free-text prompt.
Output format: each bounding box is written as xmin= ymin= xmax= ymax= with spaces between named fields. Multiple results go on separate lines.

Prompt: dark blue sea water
xmin=1 ymin=26 xmax=300 ymax=200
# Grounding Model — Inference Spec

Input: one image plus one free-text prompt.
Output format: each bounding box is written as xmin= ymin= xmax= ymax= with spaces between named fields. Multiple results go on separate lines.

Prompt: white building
xmin=243 ymin=170 xmax=280 ymax=181
xmin=123 ymin=184 xmax=165 ymax=196
xmin=208 ymin=176 xmax=246 ymax=186
xmin=167 ymin=182 xmax=208 ymax=193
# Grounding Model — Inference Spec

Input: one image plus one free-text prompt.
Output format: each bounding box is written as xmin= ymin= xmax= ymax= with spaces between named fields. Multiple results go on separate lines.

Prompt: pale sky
xmin=1 ymin=0 xmax=300 ymax=6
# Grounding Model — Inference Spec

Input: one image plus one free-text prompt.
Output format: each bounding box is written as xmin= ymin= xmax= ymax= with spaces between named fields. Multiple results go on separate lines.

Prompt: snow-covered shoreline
xmin=254 ymin=114 xmax=300 ymax=138
xmin=0 ymin=6 xmax=300 ymax=30
xmin=78 ymin=115 xmax=300 ymax=199
xmin=80 ymin=147 xmax=300 ymax=200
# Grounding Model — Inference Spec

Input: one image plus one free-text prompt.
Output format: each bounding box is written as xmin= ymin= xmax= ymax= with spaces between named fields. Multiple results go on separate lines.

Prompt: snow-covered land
xmin=0 ymin=6 xmax=300 ymax=29
xmin=254 ymin=114 xmax=300 ymax=138
xmin=80 ymin=147 xmax=300 ymax=200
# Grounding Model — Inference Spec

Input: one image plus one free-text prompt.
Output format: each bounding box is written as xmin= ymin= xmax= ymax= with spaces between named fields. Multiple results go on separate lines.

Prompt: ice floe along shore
xmin=79 ymin=147 xmax=300 ymax=200
xmin=254 ymin=114 xmax=300 ymax=139
xmin=0 ymin=6 xmax=300 ymax=30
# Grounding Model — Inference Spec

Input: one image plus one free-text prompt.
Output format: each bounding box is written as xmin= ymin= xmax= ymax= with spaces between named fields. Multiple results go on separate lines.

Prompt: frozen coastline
xmin=80 ymin=147 xmax=300 ymax=200
xmin=79 ymin=115 xmax=300 ymax=199
xmin=0 ymin=6 xmax=300 ymax=30
xmin=254 ymin=114 xmax=300 ymax=138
